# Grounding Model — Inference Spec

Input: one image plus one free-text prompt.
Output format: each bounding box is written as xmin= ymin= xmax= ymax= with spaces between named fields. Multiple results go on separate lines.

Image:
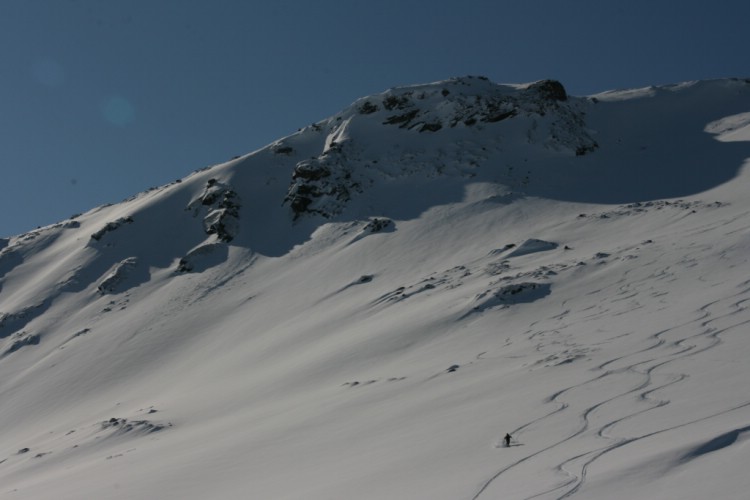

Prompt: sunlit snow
xmin=1 ymin=77 xmax=750 ymax=500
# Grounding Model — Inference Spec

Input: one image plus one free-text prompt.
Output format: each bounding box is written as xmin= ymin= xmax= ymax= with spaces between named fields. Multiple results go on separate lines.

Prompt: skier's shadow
xmin=496 ymin=442 xmax=525 ymax=448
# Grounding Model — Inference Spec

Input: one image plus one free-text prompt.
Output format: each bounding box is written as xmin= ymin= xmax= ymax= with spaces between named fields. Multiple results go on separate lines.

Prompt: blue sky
xmin=1 ymin=0 xmax=748 ymax=237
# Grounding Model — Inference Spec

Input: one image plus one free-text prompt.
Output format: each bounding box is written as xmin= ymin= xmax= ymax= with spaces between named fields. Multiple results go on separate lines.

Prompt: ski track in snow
xmin=472 ymin=272 xmax=750 ymax=500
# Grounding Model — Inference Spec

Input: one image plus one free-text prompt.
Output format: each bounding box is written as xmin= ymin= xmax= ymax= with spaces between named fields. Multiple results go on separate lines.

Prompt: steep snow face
xmin=1 ymin=77 xmax=750 ymax=500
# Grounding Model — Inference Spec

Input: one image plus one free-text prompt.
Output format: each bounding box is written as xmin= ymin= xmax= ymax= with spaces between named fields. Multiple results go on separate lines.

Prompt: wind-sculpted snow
xmin=177 ymin=243 xmax=229 ymax=273
xmin=466 ymin=282 xmax=552 ymax=316
xmin=2 ymin=332 xmax=40 ymax=356
xmin=678 ymin=425 xmax=750 ymax=464
xmin=1 ymin=77 xmax=750 ymax=500
xmin=506 ymin=238 xmax=560 ymax=258
xmin=0 ymin=305 xmax=40 ymax=337
xmin=97 ymin=257 xmax=143 ymax=294
xmin=0 ymin=407 xmax=172 ymax=471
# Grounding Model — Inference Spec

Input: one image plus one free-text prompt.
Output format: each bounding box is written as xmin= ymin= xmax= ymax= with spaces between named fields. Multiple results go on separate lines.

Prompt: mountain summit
xmin=283 ymin=76 xmax=597 ymax=220
xmin=1 ymin=77 xmax=750 ymax=499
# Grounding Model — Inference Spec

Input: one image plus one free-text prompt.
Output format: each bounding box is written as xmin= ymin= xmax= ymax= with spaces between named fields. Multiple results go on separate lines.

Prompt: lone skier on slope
xmin=504 ymin=433 xmax=512 ymax=447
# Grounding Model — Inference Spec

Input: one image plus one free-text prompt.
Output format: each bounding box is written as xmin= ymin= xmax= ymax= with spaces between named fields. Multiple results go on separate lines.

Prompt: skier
xmin=504 ymin=433 xmax=512 ymax=447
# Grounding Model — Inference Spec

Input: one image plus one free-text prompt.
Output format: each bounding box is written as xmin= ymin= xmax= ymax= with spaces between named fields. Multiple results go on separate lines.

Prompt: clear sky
xmin=1 ymin=0 xmax=748 ymax=237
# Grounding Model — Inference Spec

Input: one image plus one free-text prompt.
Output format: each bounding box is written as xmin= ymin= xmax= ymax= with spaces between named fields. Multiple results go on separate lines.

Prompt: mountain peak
xmin=282 ymin=76 xmax=597 ymax=220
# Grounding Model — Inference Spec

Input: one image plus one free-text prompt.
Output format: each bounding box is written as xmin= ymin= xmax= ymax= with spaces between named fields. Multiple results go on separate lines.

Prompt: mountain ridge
xmin=0 ymin=76 xmax=749 ymax=499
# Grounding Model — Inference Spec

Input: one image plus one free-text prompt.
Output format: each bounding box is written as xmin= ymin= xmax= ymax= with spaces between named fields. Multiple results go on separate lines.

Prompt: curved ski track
xmin=471 ymin=283 xmax=750 ymax=500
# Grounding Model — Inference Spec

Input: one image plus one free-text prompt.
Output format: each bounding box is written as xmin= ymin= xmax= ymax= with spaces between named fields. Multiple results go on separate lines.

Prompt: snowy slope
xmin=1 ymin=76 xmax=750 ymax=500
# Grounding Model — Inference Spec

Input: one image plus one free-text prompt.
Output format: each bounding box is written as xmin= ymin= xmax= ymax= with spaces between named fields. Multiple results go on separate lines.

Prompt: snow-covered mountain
xmin=1 ymin=76 xmax=750 ymax=500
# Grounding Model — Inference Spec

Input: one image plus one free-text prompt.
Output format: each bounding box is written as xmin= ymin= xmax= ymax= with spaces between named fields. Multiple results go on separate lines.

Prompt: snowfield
xmin=1 ymin=77 xmax=750 ymax=499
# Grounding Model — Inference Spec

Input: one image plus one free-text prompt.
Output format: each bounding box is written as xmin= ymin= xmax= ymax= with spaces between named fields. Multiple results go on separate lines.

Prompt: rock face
xmin=90 ymin=217 xmax=134 ymax=242
xmin=526 ymin=79 xmax=568 ymax=102
xmin=368 ymin=77 xmax=576 ymax=130
xmin=285 ymin=155 xmax=360 ymax=219
xmin=97 ymin=257 xmax=139 ymax=294
xmin=187 ymin=179 xmax=241 ymax=242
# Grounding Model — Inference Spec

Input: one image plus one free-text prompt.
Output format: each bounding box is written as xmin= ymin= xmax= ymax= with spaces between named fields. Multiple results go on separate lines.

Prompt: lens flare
xmin=101 ymin=96 xmax=135 ymax=126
